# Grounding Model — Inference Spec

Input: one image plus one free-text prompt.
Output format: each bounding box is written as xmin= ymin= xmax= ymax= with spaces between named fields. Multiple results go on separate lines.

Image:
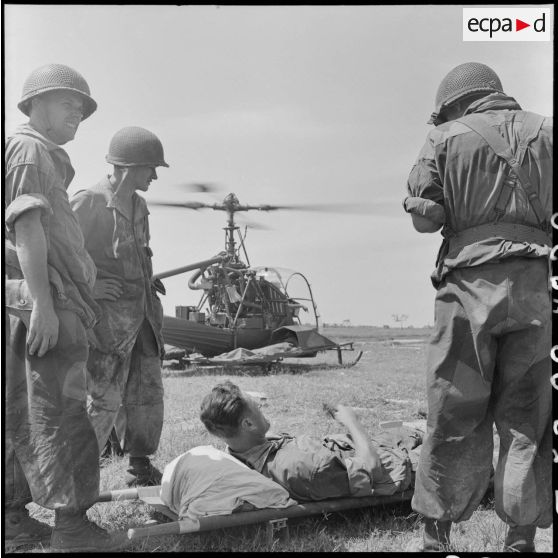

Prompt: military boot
xmin=4 ymin=507 xmax=52 ymax=548
xmin=126 ymin=456 xmax=163 ymax=487
xmin=406 ymin=518 xmax=452 ymax=552
xmin=50 ymin=510 xmax=129 ymax=552
xmin=504 ymin=524 xmax=536 ymax=553
xmin=423 ymin=519 xmax=452 ymax=551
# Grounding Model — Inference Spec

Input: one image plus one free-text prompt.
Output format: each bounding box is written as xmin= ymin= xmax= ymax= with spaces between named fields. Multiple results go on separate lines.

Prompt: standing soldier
xmin=70 ymin=126 xmax=167 ymax=486
xmin=404 ymin=62 xmax=552 ymax=552
xmin=5 ymin=64 xmax=127 ymax=551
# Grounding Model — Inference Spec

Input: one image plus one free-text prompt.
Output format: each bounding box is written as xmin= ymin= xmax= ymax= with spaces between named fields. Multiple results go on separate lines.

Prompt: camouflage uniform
xmin=70 ymin=177 xmax=164 ymax=455
xmin=405 ymin=93 xmax=552 ymax=528
xmin=229 ymin=426 xmax=421 ymax=502
xmin=4 ymin=124 xmax=101 ymax=512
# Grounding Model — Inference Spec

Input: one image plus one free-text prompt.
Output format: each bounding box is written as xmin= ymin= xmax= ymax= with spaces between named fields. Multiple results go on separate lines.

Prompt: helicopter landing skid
xmin=326 ymin=341 xmax=357 ymax=365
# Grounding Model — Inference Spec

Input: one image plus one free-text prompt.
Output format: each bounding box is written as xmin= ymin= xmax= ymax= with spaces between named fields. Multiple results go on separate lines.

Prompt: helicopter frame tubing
xmin=284 ymin=271 xmax=320 ymax=330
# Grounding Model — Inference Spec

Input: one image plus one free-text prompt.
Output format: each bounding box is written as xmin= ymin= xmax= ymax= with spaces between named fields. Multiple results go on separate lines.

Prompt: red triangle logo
xmin=516 ymin=19 xmax=530 ymax=31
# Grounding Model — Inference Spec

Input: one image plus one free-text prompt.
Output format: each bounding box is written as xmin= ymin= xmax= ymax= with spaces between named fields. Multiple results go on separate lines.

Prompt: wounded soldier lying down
xmin=199 ymin=381 xmax=423 ymax=502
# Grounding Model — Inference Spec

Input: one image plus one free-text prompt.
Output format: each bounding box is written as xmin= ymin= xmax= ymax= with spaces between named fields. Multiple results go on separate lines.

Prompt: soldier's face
xmin=130 ymin=166 xmax=158 ymax=191
xmin=36 ymin=91 xmax=84 ymax=144
xmin=245 ymin=396 xmax=271 ymax=437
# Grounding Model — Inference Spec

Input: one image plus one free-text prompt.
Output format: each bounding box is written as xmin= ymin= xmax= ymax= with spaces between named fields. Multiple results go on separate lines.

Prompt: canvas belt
xmin=447 ymin=222 xmax=552 ymax=253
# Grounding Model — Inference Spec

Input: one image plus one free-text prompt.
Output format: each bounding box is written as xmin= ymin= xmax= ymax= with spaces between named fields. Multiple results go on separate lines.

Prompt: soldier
xmin=4 ymin=64 xmax=128 ymax=551
xmin=200 ymin=381 xmax=423 ymax=502
xmin=70 ymin=127 xmax=167 ymax=487
xmin=404 ymin=62 xmax=552 ymax=552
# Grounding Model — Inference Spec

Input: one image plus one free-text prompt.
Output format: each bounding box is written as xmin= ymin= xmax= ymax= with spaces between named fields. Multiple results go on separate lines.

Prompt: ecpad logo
xmin=463 ymin=7 xmax=551 ymax=41
xmin=468 ymin=14 xmax=545 ymax=37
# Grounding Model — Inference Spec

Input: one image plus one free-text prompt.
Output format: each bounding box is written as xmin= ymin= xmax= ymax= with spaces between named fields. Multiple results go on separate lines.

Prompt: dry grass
xmin=15 ymin=328 xmax=554 ymax=553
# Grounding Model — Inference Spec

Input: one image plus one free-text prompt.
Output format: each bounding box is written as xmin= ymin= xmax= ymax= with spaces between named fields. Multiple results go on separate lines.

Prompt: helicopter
xmin=150 ymin=191 xmax=358 ymax=362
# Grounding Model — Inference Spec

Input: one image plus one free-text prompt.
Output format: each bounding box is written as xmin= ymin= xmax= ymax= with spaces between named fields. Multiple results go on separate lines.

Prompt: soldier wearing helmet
xmin=4 ymin=64 xmax=127 ymax=551
xmin=404 ymin=62 xmax=552 ymax=552
xmin=70 ymin=126 xmax=168 ymax=487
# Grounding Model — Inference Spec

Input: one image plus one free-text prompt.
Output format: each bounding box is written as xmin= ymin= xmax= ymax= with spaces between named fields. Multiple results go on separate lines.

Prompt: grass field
xmin=20 ymin=327 xmax=553 ymax=553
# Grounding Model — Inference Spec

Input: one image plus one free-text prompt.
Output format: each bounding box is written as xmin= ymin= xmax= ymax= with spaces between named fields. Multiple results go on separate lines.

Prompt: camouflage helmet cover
xmin=106 ymin=126 xmax=169 ymax=168
xmin=18 ymin=63 xmax=97 ymax=120
xmin=428 ymin=62 xmax=504 ymax=124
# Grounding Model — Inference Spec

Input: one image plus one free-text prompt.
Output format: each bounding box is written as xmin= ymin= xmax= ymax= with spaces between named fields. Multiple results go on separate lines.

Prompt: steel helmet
xmin=428 ymin=62 xmax=504 ymax=124
xmin=18 ymin=63 xmax=97 ymax=120
xmin=106 ymin=127 xmax=169 ymax=168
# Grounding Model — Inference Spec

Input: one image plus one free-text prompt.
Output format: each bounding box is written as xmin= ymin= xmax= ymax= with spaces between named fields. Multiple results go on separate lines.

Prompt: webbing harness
xmin=447 ymin=112 xmax=551 ymax=251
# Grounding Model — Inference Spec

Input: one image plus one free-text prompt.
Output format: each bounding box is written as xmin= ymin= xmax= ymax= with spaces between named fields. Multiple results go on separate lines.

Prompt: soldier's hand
xmin=28 ymin=302 xmax=59 ymax=357
xmin=152 ymin=277 xmax=166 ymax=296
xmin=331 ymin=404 xmax=359 ymax=428
xmin=93 ymin=278 xmax=123 ymax=301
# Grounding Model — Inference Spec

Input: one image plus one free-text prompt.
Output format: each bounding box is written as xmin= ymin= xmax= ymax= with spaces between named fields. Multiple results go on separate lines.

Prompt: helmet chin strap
xmin=112 ymin=167 xmax=137 ymax=197
xmin=34 ymin=97 xmax=64 ymax=144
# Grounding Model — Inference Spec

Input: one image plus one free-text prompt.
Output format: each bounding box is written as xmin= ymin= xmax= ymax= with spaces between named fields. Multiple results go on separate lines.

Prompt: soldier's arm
xmin=14 ymin=209 xmax=59 ymax=357
xmin=411 ymin=213 xmax=443 ymax=233
xmin=405 ymin=133 xmax=446 ymax=233
xmin=332 ymin=405 xmax=382 ymax=475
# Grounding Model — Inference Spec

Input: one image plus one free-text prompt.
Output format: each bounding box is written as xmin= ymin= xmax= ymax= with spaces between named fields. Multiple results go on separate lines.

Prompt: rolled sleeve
xmin=5 ymin=163 xmax=54 ymax=231
xmin=406 ymin=133 xmax=445 ymax=205
xmin=403 ymin=197 xmax=446 ymax=225
xmin=5 ymin=194 xmax=53 ymax=232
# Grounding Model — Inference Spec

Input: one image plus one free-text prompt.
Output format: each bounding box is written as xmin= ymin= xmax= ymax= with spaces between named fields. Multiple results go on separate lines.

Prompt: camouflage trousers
xmin=87 ymin=320 xmax=164 ymax=456
xmin=4 ymin=309 xmax=100 ymax=512
xmin=412 ymin=257 xmax=552 ymax=528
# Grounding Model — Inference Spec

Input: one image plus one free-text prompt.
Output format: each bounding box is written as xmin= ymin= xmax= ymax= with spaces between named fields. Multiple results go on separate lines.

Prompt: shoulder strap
xmin=516 ymin=112 xmax=545 ymax=164
xmin=456 ymin=113 xmax=548 ymax=228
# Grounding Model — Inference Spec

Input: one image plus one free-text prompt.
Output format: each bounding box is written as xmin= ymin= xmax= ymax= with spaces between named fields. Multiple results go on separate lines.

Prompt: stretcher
xmin=98 ymin=486 xmax=414 ymax=541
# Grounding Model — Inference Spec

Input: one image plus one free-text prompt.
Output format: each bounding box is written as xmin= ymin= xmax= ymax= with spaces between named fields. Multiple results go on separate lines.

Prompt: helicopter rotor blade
xmin=148 ymin=196 xmax=401 ymax=216
xmin=148 ymin=200 xmax=215 ymax=210
xmin=175 ymin=182 xmax=222 ymax=193
xmin=242 ymin=202 xmax=389 ymax=214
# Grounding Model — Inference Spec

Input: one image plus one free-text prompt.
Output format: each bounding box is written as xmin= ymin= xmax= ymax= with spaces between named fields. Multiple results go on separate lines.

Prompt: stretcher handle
xmin=128 ymin=520 xmax=189 ymax=539
xmin=97 ymin=488 xmax=140 ymax=502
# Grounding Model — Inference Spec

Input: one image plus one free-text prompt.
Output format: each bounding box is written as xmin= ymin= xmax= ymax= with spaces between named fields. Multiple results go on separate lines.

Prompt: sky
xmin=4 ymin=4 xmax=553 ymax=327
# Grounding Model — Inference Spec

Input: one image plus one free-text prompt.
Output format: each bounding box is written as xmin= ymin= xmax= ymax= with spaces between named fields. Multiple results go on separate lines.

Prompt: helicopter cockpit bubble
xmin=254 ymin=266 xmax=288 ymax=291
xmin=253 ymin=266 xmax=317 ymax=325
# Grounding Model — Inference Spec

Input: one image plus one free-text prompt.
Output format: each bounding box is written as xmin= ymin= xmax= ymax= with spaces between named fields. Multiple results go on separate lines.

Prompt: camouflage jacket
xmin=5 ymin=124 xmax=99 ymax=327
xmin=405 ymin=93 xmax=552 ymax=286
xmin=70 ymin=177 xmax=164 ymax=357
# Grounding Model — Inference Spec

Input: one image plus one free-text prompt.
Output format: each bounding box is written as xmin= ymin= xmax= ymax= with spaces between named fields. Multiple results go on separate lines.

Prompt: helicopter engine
xmin=187 ymin=260 xmax=297 ymax=333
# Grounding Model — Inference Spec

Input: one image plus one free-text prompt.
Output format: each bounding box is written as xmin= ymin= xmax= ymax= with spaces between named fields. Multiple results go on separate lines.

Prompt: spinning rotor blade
xmin=175 ymin=182 xmax=221 ymax=193
xmin=242 ymin=202 xmax=388 ymax=214
xmin=148 ymin=200 xmax=214 ymax=210
xmin=149 ymin=194 xmax=400 ymax=216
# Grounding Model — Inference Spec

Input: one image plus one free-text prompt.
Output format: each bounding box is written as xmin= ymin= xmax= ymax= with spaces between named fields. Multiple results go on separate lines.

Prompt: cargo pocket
xmin=5 ymin=280 xmax=34 ymax=322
